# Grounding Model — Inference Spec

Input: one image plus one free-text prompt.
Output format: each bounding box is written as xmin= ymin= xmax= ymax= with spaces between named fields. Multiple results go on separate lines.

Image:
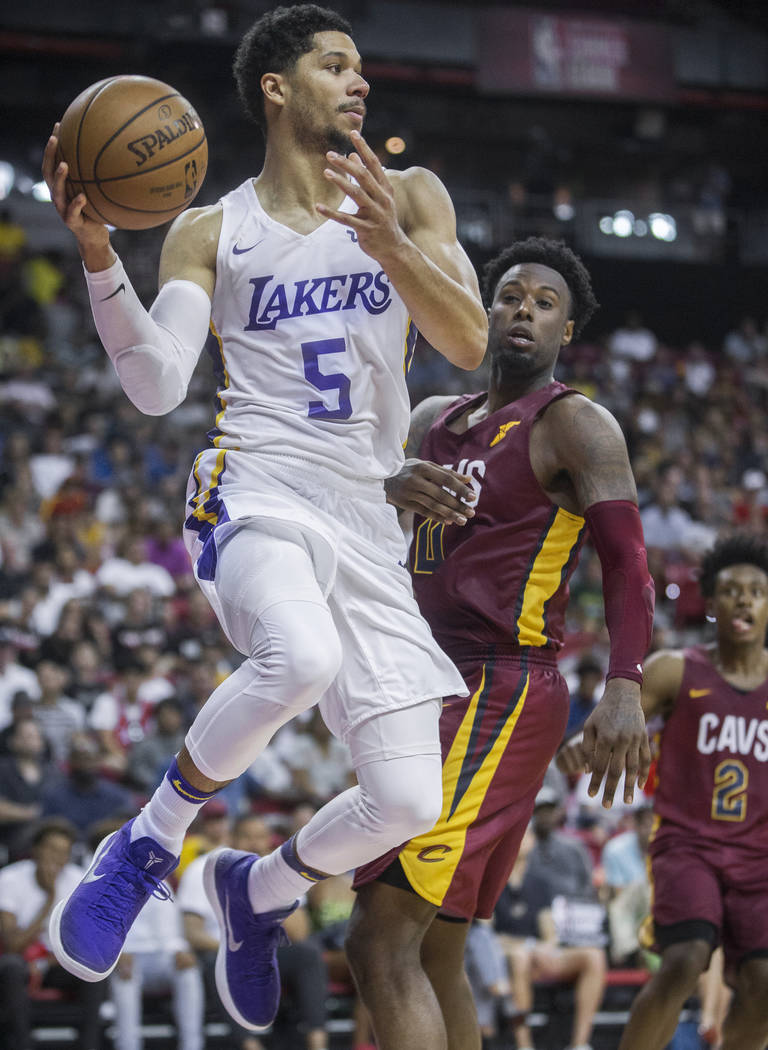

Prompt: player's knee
xmin=283 ymin=628 xmax=342 ymax=701
xmin=659 ymin=941 xmax=709 ymax=988
xmin=371 ymin=770 xmax=442 ymax=841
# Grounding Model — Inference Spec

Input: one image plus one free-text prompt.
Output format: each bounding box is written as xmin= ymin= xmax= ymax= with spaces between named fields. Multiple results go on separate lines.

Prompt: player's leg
xmin=421 ymin=915 xmax=481 ymax=1050
xmin=345 ymin=880 xmax=445 ymax=1050
xmin=50 ymin=525 xmax=341 ymax=985
xmin=618 ymin=938 xmax=713 ymax=1050
xmin=207 ymin=699 xmax=444 ymax=1033
xmin=720 ymin=956 xmax=768 ymax=1050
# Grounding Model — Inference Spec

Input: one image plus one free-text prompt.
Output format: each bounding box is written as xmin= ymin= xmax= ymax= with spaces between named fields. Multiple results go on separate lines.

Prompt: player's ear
xmin=561 ymin=319 xmax=575 ymax=346
xmin=261 ymin=72 xmax=286 ymax=110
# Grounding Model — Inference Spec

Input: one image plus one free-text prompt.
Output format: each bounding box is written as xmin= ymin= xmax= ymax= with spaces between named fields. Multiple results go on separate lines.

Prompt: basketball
xmin=56 ymin=75 xmax=208 ymax=230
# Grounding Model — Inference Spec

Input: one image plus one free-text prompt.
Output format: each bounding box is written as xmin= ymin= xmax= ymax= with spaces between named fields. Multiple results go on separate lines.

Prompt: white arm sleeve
xmin=84 ymin=256 xmax=211 ymax=416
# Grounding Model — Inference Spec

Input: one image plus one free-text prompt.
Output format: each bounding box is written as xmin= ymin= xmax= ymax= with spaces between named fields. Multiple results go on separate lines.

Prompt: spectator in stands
xmin=0 ymin=623 xmax=40 ymax=729
xmin=0 ymin=715 xmax=49 ymax=860
xmin=26 ymin=543 xmax=95 ymax=638
xmin=732 ymin=469 xmax=768 ymax=531
xmin=66 ymin=639 xmax=110 ymax=715
xmin=494 ymin=825 xmax=607 ymax=1050
xmin=565 ymin=654 xmax=604 ymax=739
xmin=722 ymin=316 xmax=767 ymax=365
xmin=0 ymin=483 xmax=45 ymax=587
xmin=178 ymin=813 xmax=329 ymax=1050
xmin=601 ymin=805 xmax=654 ymax=966
xmin=524 ymin=786 xmax=596 ymax=901
xmin=40 ymin=731 xmax=134 ymax=834
xmin=274 ymin=707 xmax=355 ymax=807
xmin=0 ymin=818 xmax=103 ymax=1050
xmin=144 ymin=514 xmax=194 ymax=587
xmin=608 ymin=310 xmax=658 ymax=364
xmin=110 ymin=587 xmax=170 ymax=672
xmin=639 ymin=463 xmax=695 ymax=554
xmin=88 ymin=660 xmax=165 ymax=777
xmin=126 ymin=696 xmax=187 ymax=795
xmin=463 ymin=919 xmax=520 ymax=1048
xmin=95 ymin=533 xmax=175 ymax=598
xmin=31 ymin=657 xmax=84 ymax=764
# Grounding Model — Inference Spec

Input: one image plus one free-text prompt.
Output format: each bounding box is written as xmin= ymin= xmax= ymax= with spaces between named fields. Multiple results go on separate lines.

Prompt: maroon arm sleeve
xmin=583 ymin=499 xmax=655 ymax=685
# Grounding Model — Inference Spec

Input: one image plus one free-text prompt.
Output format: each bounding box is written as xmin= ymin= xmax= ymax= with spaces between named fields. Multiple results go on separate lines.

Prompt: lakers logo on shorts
xmin=416 ymin=845 xmax=453 ymax=863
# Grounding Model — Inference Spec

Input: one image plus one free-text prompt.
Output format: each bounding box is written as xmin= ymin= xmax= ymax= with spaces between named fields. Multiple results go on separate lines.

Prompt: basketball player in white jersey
xmin=41 ymin=3 xmax=486 ymax=1034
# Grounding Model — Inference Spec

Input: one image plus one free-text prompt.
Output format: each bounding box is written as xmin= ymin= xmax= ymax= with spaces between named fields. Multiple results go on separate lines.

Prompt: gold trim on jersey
xmin=515 ymin=506 xmax=585 ymax=647
xmin=209 ymin=320 xmax=231 ymax=448
xmin=399 ymin=663 xmax=529 ymax=906
xmin=189 ymin=449 xmax=227 ymax=526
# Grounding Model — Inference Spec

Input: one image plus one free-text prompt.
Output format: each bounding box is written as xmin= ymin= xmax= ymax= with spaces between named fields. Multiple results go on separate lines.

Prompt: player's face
xmin=711 ymin=563 xmax=768 ymax=644
xmin=486 ymin=263 xmax=575 ymax=379
xmin=286 ymin=31 xmax=369 ymax=155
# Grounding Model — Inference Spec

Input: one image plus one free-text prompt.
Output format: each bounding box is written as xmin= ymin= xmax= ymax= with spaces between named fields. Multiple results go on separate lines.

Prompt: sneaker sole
xmin=203 ymin=847 xmax=271 ymax=1033
xmin=49 ymin=829 xmax=122 ymax=983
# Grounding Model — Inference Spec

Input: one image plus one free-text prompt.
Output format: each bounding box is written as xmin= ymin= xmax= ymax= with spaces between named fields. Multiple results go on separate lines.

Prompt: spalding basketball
xmin=56 ymin=75 xmax=208 ymax=230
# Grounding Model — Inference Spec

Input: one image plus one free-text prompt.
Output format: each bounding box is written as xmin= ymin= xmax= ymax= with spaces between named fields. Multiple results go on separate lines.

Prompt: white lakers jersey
xmin=205 ymin=179 xmax=417 ymax=481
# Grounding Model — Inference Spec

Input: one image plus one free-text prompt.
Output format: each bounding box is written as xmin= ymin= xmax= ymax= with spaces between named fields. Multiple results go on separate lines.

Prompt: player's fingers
xmin=623 ymin=749 xmax=640 ymax=804
xmin=322 ymin=166 xmax=370 ymax=205
xmin=637 ymin=734 xmax=652 ymax=790
xmin=420 ymin=465 xmax=476 ymax=507
xmin=406 ymin=482 xmax=471 ymax=522
xmin=349 ymin=130 xmax=388 ymax=179
xmin=581 ymin=720 xmax=596 ymax=774
xmin=600 ymin=749 xmax=628 ymax=809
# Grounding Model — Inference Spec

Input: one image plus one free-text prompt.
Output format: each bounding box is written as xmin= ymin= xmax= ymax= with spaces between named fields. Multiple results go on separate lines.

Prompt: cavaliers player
xmin=41 ymin=4 xmax=487 ymax=1034
xmin=347 ymin=236 xmax=655 ymax=1050
xmin=606 ymin=534 xmax=768 ymax=1050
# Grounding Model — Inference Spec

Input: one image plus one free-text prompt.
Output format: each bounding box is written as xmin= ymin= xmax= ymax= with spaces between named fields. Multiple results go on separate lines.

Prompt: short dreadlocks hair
xmin=699 ymin=533 xmax=768 ymax=598
xmin=481 ymin=237 xmax=599 ymax=339
xmin=234 ymin=4 xmax=352 ymax=129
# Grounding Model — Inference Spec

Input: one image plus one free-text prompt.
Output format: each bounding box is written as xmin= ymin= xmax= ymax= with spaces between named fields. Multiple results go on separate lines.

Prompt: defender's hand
xmin=317 ymin=130 xmax=406 ymax=263
xmin=384 ymin=459 xmax=476 ymax=524
xmin=581 ymin=678 xmax=650 ymax=808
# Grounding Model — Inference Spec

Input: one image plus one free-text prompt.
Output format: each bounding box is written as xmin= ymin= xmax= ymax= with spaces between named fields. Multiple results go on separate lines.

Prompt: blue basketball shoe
xmin=204 ymin=847 xmax=297 ymax=1031
xmin=49 ymin=818 xmax=178 ymax=982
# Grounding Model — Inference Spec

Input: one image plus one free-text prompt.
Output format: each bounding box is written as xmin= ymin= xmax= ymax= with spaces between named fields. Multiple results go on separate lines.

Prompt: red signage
xmin=477 ymin=9 xmax=675 ymax=101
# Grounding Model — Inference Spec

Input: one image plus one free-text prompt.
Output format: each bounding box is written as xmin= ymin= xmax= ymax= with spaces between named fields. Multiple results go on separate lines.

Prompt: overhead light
xmin=599 ymin=215 xmax=614 ymax=235
xmin=649 ymin=213 xmax=677 ymax=242
xmin=554 ymin=202 xmax=575 ymax=221
xmin=612 ymin=210 xmax=634 ymax=238
xmin=384 ymin=136 xmax=406 ymax=155
xmin=32 ymin=181 xmax=52 ymax=202
xmin=0 ymin=161 xmax=14 ymax=200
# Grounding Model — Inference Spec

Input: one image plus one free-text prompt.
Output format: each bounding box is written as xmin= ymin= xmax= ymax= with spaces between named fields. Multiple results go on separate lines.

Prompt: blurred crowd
xmin=0 ymin=206 xmax=764 ymax=1048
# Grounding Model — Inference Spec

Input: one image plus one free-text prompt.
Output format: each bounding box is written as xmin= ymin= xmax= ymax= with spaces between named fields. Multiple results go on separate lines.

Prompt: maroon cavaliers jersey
xmin=653 ymin=645 xmax=768 ymax=847
xmin=411 ymin=382 xmax=586 ymax=656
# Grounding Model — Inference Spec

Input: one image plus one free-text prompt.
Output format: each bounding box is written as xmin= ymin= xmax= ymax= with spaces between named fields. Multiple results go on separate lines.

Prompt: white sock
xmin=131 ymin=775 xmax=205 ymax=855
xmin=246 ymin=846 xmax=316 ymax=914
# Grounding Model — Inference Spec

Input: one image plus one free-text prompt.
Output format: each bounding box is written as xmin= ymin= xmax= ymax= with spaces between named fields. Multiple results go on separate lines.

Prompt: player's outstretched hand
xmin=317 ymin=130 xmax=405 ymax=263
xmin=580 ymin=678 xmax=650 ymax=809
xmin=385 ymin=459 xmax=476 ymax=525
xmin=42 ymin=124 xmax=110 ymax=250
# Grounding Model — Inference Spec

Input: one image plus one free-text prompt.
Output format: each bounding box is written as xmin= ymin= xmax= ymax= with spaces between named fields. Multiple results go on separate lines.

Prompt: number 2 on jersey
xmin=711 ymin=759 xmax=748 ymax=822
xmin=301 ymin=338 xmax=352 ymax=420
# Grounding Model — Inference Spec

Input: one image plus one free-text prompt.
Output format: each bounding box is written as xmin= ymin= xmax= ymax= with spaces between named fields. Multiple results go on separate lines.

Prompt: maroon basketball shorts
xmin=354 ymin=651 xmax=569 ymax=919
xmin=649 ymin=821 xmax=768 ymax=970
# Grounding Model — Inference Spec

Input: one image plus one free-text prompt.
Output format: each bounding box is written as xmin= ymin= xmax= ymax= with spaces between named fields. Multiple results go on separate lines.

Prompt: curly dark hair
xmin=699 ymin=532 xmax=768 ymax=597
xmin=481 ymin=236 xmax=599 ymax=338
xmin=233 ymin=4 xmax=353 ymax=129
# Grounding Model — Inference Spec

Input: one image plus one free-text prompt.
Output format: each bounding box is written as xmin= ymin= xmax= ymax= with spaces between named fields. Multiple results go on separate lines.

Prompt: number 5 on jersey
xmin=302 ymin=338 xmax=352 ymax=420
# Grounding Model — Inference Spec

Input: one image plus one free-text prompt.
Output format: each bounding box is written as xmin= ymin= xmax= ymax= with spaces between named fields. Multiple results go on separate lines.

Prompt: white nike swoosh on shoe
xmin=82 ymin=832 xmax=116 ymax=884
xmin=225 ymin=893 xmax=244 ymax=952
